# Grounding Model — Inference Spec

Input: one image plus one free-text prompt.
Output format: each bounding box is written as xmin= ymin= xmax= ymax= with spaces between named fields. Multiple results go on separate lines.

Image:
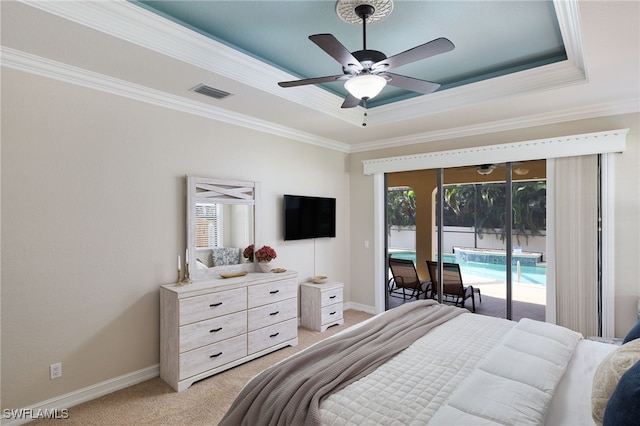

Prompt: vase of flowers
xmin=243 ymin=244 xmax=254 ymax=263
xmin=255 ymin=245 xmax=277 ymax=272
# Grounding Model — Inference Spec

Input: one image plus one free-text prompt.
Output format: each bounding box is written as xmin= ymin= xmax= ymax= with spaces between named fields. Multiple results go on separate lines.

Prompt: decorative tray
xmin=220 ymin=271 xmax=248 ymax=279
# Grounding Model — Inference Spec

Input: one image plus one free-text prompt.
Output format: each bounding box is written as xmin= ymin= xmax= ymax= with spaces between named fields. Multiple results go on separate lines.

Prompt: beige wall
xmin=0 ymin=69 xmax=350 ymax=409
xmin=349 ymin=114 xmax=640 ymax=336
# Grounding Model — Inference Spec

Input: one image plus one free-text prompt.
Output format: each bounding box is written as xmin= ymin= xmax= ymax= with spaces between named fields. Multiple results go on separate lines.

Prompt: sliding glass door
xmin=386 ymin=160 xmax=548 ymax=321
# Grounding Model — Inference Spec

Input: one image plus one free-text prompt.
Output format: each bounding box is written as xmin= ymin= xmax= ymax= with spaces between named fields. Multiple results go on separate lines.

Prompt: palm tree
xmin=387 ymin=188 xmax=416 ymax=232
xmin=444 ymin=181 xmax=546 ymax=243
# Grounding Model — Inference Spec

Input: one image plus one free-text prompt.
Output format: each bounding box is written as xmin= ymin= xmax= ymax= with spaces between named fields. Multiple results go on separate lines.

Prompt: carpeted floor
xmin=28 ymin=309 xmax=373 ymax=426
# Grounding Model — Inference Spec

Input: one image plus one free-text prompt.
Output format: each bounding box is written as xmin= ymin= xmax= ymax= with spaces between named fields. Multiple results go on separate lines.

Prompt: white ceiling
xmin=1 ymin=1 xmax=638 ymax=153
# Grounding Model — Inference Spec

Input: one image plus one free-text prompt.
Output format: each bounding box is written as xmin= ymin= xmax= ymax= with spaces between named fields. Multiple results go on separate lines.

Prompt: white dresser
xmin=300 ymin=281 xmax=344 ymax=332
xmin=160 ymin=271 xmax=298 ymax=392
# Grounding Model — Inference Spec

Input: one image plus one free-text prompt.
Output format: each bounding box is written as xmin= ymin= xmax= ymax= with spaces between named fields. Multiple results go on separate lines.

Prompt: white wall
xmin=1 ymin=68 xmax=350 ymax=409
xmin=389 ymin=227 xmax=547 ymax=256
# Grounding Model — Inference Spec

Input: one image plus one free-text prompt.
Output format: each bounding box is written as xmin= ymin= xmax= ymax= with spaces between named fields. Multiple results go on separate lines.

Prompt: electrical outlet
xmin=50 ymin=362 xmax=62 ymax=379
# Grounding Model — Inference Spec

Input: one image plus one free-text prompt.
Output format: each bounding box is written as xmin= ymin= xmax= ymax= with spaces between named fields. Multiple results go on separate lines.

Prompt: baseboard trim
xmin=344 ymin=301 xmax=376 ymax=315
xmin=2 ymin=365 xmax=159 ymax=426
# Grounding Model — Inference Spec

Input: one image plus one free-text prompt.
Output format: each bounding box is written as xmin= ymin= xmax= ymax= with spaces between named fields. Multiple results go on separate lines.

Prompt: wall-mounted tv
xmin=284 ymin=194 xmax=336 ymax=241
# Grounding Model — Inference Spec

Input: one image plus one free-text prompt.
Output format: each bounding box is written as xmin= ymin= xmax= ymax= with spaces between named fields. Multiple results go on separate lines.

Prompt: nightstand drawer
xmin=179 ymin=288 xmax=246 ymax=325
xmin=248 ymin=278 xmax=297 ymax=308
xmin=321 ymin=303 xmax=343 ymax=325
xmin=248 ymin=298 xmax=297 ymax=332
xmin=179 ymin=334 xmax=246 ymax=380
xmin=180 ymin=310 xmax=247 ymax=352
xmin=320 ymin=287 xmax=343 ymax=307
xmin=248 ymin=318 xmax=298 ymax=354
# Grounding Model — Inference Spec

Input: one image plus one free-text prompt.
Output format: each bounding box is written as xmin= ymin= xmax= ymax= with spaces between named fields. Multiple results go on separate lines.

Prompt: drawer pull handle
xmin=210 ymin=327 xmax=222 ymax=333
xmin=269 ymin=290 xmax=279 ymax=294
xmin=329 ymin=295 xmax=337 ymax=299
xmin=270 ymin=332 xmax=280 ymax=338
xmin=330 ymin=311 xmax=336 ymax=315
xmin=269 ymin=311 xmax=280 ymax=316
xmin=209 ymin=302 xmax=223 ymax=307
xmin=209 ymin=352 xmax=223 ymax=358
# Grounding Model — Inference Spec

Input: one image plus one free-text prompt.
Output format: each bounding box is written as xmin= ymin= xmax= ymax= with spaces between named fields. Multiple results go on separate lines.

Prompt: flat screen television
xmin=284 ymin=194 xmax=336 ymax=240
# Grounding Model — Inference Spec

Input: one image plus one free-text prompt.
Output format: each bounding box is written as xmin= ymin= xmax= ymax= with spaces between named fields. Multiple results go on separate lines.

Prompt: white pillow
xmin=591 ymin=339 xmax=640 ymax=425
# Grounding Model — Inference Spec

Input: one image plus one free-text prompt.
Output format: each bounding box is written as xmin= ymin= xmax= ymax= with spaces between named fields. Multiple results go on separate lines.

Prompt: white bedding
xmin=320 ymin=313 xmax=515 ymax=425
xmin=318 ymin=312 xmax=613 ymax=426
xmin=545 ymin=339 xmax=617 ymax=425
xmin=429 ymin=318 xmax=581 ymax=425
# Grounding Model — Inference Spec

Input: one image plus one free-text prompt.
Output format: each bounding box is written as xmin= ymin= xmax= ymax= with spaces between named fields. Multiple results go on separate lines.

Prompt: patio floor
xmin=387 ymin=273 xmax=546 ymax=322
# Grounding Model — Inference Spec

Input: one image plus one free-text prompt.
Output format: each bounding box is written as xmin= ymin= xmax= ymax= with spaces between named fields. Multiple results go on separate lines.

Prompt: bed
xmin=219 ymin=299 xmax=640 ymax=426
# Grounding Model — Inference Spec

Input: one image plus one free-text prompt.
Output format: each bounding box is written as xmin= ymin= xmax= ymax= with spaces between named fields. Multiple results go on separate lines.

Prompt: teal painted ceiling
xmin=133 ymin=1 xmax=566 ymax=108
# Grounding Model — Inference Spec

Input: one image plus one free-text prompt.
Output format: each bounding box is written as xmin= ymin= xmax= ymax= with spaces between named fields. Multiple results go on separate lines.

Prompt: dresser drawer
xmin=248 ymin=298 xmax=297 ymax=332
xmin=320 ymin=287 xmax=343 ymax=307
xmin=321 ymin=303 xmax=343 ymax=326
xmin=179 ymin=334 xmax=246 ymax=380
xmin=180 ymin=310 xmax=247 ymax=352
xmin=248 ymin=318 xmax=298 ymax=354
xmin=248 ymin=278 xmax=297 ymax=308
xmin=179 ymin=288 xmax=246 ymax=325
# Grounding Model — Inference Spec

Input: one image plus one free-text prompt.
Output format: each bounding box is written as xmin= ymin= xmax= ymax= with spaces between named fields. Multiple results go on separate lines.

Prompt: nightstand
xmin=300 ymin=281 xmax=344 ymax=332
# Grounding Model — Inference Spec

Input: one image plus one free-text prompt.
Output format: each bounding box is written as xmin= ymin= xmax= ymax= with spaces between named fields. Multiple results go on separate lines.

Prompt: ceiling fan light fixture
xmin=344 ymin=74 xmax=387 ymax=100
xmin=477 ymin=164 xmax=497 ymax=175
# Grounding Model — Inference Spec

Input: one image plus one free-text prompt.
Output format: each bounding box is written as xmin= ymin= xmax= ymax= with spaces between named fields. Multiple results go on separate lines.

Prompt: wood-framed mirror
xmin=186 ymin=176 xmax=259 ymax=281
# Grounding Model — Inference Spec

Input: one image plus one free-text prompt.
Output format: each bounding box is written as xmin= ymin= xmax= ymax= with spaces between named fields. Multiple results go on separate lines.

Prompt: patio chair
xmin=388 ymin=256 xmax=431 ymax=301
xmin=426 ymin=260 xmax=477 ymax=312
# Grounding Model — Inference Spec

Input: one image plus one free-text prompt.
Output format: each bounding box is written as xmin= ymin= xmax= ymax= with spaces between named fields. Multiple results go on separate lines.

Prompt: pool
xmin=389 ymin=250 xmax=547 ymax=285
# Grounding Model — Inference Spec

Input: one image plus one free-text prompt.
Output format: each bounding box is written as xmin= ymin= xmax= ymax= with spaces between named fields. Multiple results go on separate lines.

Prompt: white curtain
xmin=553 ymin=155 xmax=599 ymax=336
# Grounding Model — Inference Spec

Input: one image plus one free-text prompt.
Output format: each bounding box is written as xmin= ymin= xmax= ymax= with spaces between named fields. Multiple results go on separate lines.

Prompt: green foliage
xmin=387 ymin=181 xmax=546 ymax=243
xmin=443 ymin=181 xmax=546 ymax=243
xmin=387 ymin=188 xmax=416 ymax=228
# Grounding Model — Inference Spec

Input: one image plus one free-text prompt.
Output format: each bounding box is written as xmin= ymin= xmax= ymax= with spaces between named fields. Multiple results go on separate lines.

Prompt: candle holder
xmin=181 ymin=262 xmax=192 ymax=285
xmin=175 ymin=268 xmax=184 ymax=286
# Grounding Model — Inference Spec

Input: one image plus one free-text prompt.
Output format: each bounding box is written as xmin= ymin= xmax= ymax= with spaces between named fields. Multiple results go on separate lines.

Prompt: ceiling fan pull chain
xmin=362 ymin=98 xmax=368 ymax=127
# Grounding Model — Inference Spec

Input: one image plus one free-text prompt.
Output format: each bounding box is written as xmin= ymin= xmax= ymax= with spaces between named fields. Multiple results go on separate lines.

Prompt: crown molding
xmin=362 ymin=129 xmax=629 ymax=175
xmin=366 ymin=0 xmax=587 ymax=125
xmin=20 ymin=0 xmax=365 ymax=126
xmin=4 ymin=44 xmax=637 ymax=156
xmin=1 ymin=47 xmax=351 ymax=153
xmin=351 ymin=98 xmax=640 ymax=153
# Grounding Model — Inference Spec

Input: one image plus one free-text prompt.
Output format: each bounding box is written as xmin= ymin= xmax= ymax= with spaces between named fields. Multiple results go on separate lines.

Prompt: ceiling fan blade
xmin=278 ymin=74 xmax=348 ymax=88
xmin=309 ymin=34 xmax=363 ymax=71
xmin=382 ymin=72 xmax=441 ymax=94
xmin=372 ymin=37 xmax=455 ymax=71
xmin=341 ymin=93 xmax=361 ymax=109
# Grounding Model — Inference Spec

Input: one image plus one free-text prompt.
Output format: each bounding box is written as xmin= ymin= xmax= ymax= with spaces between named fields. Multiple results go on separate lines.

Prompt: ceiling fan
xmin=476 ymin=163 xmax=530 ymax=176
xmin=277 ymin=3 xmax=455 ymax=108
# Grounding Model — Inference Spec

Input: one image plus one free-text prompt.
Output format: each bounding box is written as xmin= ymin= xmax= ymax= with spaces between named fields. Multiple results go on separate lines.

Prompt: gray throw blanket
xmin=219 ymin=299 xmax=465 ymax=426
